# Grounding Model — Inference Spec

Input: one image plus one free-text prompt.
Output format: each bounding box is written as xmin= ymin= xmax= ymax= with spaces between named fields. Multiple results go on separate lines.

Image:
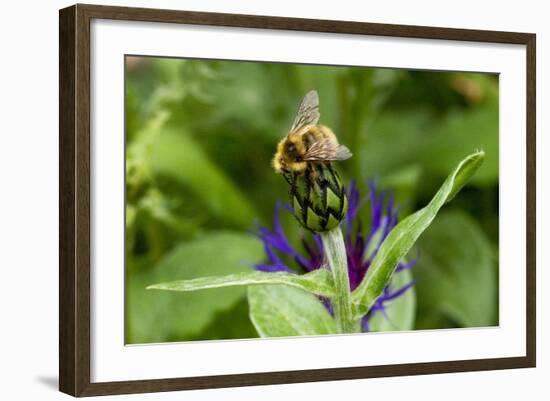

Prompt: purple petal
xmin=258 ymin=227 xmax=291 ymax=253
xmin=313 ymin=233 xmax=323 ymax=252
xmin=346 ymin=180 xmax=360 ymax=228
xmin=255 ymin=263 xmax=294 ymax=273
xmin=362 ymin=315 xmax=370 ymax=332
xmin=300 ymin=236 xmax=323 ymax=272
xmin=396 ymin=258 xmax=417 ymax=273
xmin=257 ymin=203 xmax=311 ymax=268
xmin=380 ymin=280 xmax=415 ymax=302
xmin=321 ymin=297 xmax=334 ymax=316
xmin=365 ymin=181 xmax=385 ymax=245
xmin=263 ymin=243 xmax=287 ymax=267
xmin=382 ymin=193 xmax=395 ymax=237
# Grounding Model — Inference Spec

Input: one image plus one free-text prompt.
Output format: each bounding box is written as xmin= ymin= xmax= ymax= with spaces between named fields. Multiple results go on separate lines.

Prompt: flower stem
xmin=321 ymin=227 xmax=361 ymax=333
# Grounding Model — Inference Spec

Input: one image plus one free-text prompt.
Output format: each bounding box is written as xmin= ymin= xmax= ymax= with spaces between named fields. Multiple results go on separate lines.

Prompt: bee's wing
xmin=290 ymin=90 xmax=320 ymax=132
xmin=333 ymin=144 xmax=353 ymax=160
xmin=303 ymin=139 xmax=352 ymax=161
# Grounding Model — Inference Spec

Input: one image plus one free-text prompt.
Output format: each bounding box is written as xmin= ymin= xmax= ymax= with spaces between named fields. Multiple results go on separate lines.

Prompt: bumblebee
xmin=272 ymin=90 xmax=352 ymax=174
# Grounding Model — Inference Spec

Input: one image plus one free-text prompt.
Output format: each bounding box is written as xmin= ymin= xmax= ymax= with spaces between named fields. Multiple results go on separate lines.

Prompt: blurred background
xmin=125 ymin=56 xmax=499 ymax=344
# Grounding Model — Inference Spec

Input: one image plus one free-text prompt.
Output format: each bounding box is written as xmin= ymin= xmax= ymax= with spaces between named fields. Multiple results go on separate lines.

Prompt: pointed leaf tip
xmin=446 ymin=150 xmax=485 ymax=202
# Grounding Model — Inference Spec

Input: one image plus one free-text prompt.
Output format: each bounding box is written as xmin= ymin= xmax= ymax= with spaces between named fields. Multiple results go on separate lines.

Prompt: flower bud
xmin=283 ymin=163 xmax=348 ymax=232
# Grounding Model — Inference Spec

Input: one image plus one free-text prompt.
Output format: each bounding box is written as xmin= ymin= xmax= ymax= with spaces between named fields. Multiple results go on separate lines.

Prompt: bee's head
xmin=283 ymin=139 xmax=299 ymax=160
xmin=272 ymin=135 xmax=308 ymax=174
xmin=285 ymin=132 xmax=307 ymax=159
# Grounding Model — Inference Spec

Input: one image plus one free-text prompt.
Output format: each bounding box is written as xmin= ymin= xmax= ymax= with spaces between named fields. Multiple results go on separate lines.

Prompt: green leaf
xmin=148 ymin=268 xmax=335 ymax=298
xmin=351 ymin=150 xmax=485 ymax=319
xmin=126 ymin=231 xmax=264 ymax=343
xmin=418 ymin=99 xmax=498 ymax=186
xmin=360 ymin=78 xmax=498 ymax=188
xmin=358 ymin=108 xmax=434 ymax=180
xmin=138 ymin=188 xmax=198 ymax=237
xmin=186 ymin=297 xmax=257 ymax=341
xmin=414 ymin=211 xmax=497 ymax=328
xmin=368 ymin=268 xmax=416 ymax=332
xmin=149 ymin=128 xmax=258 ymax=228
xmin=248 ymin=285 xmax=337 ymax=337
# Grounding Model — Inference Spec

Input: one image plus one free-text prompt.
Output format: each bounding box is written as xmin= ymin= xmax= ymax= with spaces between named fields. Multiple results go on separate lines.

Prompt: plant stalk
xmin=320 ymin=227 xmax=361 ymax=333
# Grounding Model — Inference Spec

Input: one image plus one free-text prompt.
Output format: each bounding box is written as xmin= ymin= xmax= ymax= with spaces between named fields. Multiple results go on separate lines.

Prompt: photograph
xmin=124 ymin=56 xmax=499 ymax=344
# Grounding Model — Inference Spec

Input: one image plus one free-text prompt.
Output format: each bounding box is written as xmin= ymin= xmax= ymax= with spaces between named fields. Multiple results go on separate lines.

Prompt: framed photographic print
xmin=59 ymin=3 xmax=536 ymax=397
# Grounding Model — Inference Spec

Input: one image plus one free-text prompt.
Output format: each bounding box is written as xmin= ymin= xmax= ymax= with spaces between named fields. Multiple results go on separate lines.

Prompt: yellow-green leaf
xmin=351 ymin=151 xmax=485 ymax=319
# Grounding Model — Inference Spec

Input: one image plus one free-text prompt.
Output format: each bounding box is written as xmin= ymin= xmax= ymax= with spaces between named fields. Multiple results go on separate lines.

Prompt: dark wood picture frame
xmin=59 ymin=3 xmax=536 ymax=397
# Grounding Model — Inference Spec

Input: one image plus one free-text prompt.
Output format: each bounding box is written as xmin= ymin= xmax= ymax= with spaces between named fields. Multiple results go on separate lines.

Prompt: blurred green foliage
xmin=125 ymin=56 xmax=499 ymax=344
